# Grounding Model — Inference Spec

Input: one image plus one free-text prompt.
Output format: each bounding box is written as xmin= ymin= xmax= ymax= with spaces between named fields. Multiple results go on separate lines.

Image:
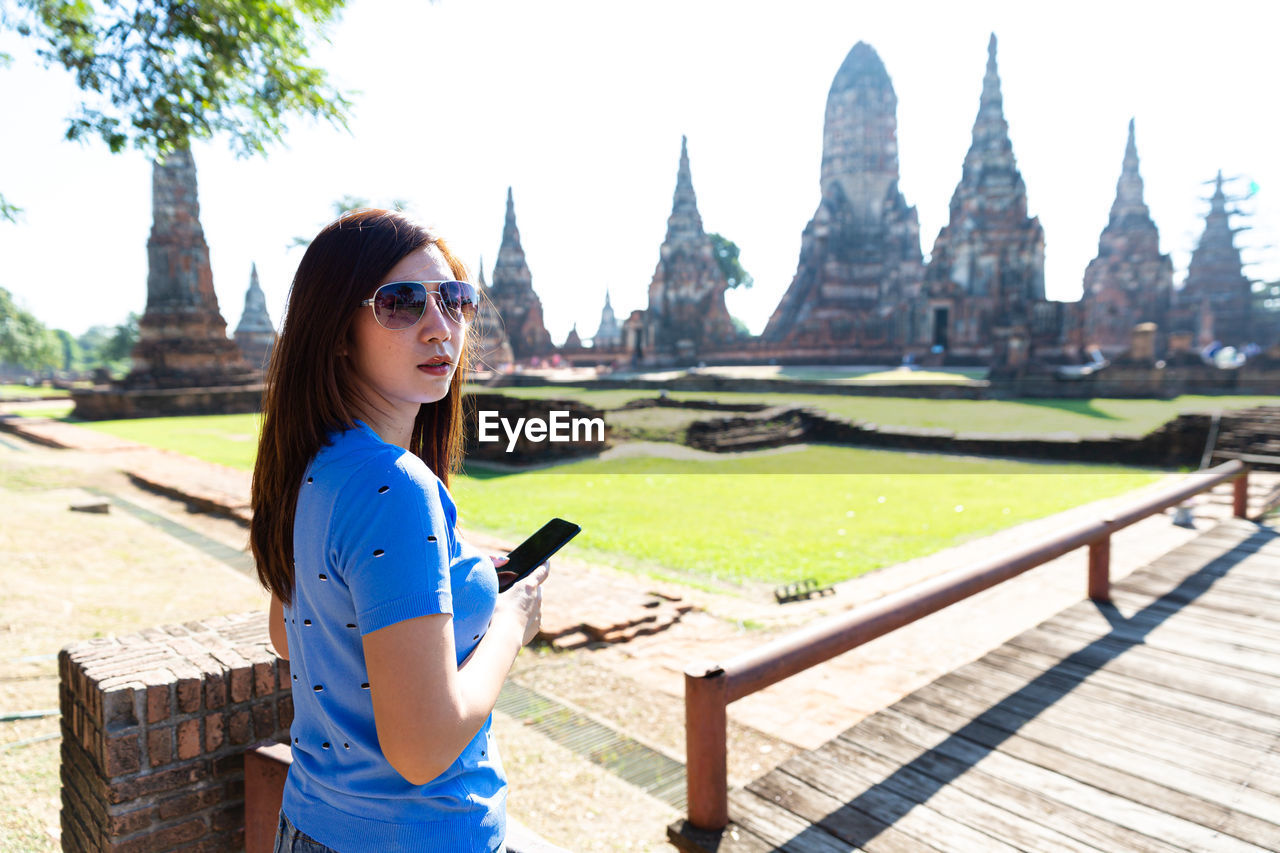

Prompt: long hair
xmin=251 ymin=208 xmax=470 ymax=604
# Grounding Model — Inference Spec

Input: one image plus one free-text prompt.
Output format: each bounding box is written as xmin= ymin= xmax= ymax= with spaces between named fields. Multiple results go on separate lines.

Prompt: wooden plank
xmin=845 ymin=706 xmax=1272 ymax=853
xmin=746 ymin=769 xmax=936 ymax=853
xmin=885 ymin=687 xmax=1280 ymax=845
xmin=772 ymin=751 xmax=1022 ymax=853
xmin=726 ymin=786 xmax=863 ymax=853
xmin=835 ymin=706 xmax=1186 ymax=853
xmin=984 ymin=641 xmax=1280 ymax=734
xmin=1104 ymin=587 xmax=1280 ymax=652
xmin=918 ymin=665 xmax=1275 ymax=787
xmin=804 ymin=735 xmax=1107 ymax=853
xmin=963 ymin=651 xmax=1280 ymax=744
xmin=1042 ymin=606 xmax=1280 ymax=678
xmin=1115 ymin=572 xmax=1280 ymax=619
xmin=940 ymin=658 xmax=1280 ymax=765
xmin=1036 ymin=620 xmax=1280 ymax=691
xmin=1008 ymin=625 xmax=1280 ymax=715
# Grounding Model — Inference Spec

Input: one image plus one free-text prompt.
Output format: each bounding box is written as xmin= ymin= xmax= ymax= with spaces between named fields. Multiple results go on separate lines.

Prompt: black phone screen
xmin=497 ymin=518 xmax=581 ymax=591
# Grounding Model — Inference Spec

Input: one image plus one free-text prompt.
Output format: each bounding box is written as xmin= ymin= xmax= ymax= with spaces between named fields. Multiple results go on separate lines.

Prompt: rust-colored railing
xmin=683 ymin=460 xmax=1250 ymax=830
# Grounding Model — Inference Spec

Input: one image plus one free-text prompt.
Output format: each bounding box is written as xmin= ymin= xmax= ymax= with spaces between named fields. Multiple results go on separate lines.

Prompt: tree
xmin=100 ymin=313 xmax=140 ymax=363
xmin=709 ymin=233 xmax=753 ymax=290
xmin=0 ymin=287 xmax=59 ymax=372
xmin=2 ymin=0 xmax=354 ymax=215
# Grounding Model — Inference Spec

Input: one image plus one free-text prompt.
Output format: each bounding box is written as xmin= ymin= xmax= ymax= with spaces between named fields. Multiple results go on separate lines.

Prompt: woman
xmin=251 ymin=208 xmax=548 ymax=852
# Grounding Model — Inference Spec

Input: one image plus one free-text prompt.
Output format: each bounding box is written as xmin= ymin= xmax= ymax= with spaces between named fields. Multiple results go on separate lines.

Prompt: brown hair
xmin=250 ymin=209 xmax=470 ymax=604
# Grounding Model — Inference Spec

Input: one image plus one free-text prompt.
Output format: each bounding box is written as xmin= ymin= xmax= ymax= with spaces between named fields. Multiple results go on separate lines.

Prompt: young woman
xmin=251 ymin=208 xmax=549 ymax=852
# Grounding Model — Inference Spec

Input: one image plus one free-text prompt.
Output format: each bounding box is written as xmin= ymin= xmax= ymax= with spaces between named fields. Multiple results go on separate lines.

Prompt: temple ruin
xmin=1177 ymin=172 xmax=1255 ymax=347
xmin=487 ymin=188 xmax=553 ymax=360
xmin=122 ymin=148 xmax=257 ymax=389
xmin=762 ymin=41 xmax=923 ymax=355
xmin=469 ymin=256 xmax=515 ymax=371
xmin=233 ymin=263 xmax=276 ymax=371
xmin=641 ymin=137 xmax=737 ymax=360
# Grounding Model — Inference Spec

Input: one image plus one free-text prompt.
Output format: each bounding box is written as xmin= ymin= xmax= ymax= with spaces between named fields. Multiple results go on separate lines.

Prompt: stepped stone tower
xmin=763 ymin=41 xmax=923 ymax=347
xmin=1081 ymin=120 xmax=1174 ymax=359
xmin=643 ymin=137 xmax=736 ymax=360
xmin=487 ymin=189 xmax=552 ymax=360
xmin=469 ymin=257 xmax=514 ymax=370
xmin=563 ymin=324 xmax=582 ymax=349
xmin=1178 ymin=172 xmax=1254 ymax=346
xmin=922 ymin=35 xmax=1046 ymax=358
xmin=233 ymin=263 xmax=276 ymax=370
xmin=592 ymin=290 xmax=621 ymax=349
xmin=124 ymin=148 xmax=256 ymax=389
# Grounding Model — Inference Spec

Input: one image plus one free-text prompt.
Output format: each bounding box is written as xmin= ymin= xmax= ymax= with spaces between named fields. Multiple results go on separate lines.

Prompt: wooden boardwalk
xmin=670 ymin=517 xmax=1280 ymax=852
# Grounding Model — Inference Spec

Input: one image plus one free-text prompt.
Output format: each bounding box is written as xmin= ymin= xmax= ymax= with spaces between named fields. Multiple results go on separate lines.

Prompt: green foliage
xmin=708 ymin=232 xmax=753 ymax=290
xmin=52 ymin=328 xmax=79 ymax=370
xmin=0 ymin=287 xmax=59 ymax=371
xmin=0 ymin=192 xmax=21 ymax=224
xmin=70 ymin=314 xmax=137 ymax=374
xmin=5 ymin=0 xmax=352 ymax=157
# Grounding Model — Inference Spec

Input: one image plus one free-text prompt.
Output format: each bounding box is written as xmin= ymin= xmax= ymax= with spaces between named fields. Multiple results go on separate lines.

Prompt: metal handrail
xmin=683 ymin=460 xmax=1250 ymax=830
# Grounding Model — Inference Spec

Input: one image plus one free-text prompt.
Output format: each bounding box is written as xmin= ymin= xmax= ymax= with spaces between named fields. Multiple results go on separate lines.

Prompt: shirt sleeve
xmin=329 ymin=451 xmax=453 ymax=635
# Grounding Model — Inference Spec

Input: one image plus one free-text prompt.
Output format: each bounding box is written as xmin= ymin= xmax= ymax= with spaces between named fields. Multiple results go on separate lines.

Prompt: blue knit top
xmin=281 ymin=421 xmax=506 ymax=853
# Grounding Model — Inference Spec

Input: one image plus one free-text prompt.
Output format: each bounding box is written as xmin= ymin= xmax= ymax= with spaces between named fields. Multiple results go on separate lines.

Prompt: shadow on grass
xmin=1010 ymin=398 xmax=1125 ymax=422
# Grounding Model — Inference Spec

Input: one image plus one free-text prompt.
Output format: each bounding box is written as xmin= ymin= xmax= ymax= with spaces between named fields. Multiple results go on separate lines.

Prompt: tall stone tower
xmin=233 ymin=263 xmax=276 ymax=371
xmin=1080 ymin=120 xmax=1173 ymax=358
xmin=592 ymin=290 xmax=621 ymax=349
xmin=469 ymin=256 xmax=515 ymax=370
xmin=487 ymin=188 xmax=552 ymax=360
xmin=643 ymin=137 xmax=736 ymax=360
xmin=922 ymin=35 xmax=1045 ymax=358
xmin=1178 ymin=172 xmax=1254 ymax=347
xmin=763 ymin=41 xmax=923 ymax=347
xmin=124 ymin=147 xmax=256 ymax=389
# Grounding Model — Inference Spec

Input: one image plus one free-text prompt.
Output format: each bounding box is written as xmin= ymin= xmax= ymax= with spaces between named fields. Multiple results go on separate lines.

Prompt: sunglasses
xmin=359 ymin=280 xmax=479 ymax=329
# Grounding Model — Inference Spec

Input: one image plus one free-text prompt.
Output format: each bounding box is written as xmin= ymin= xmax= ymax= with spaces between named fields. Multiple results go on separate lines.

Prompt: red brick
xmin=204 ymin=671 xmax=227 ymax=710
xmin=176 ymin=719 xmax=201 ymax=760
xmin=253 ymin=660 xmax=275 ymax=697
xmin=252 ymin=702 xmax=275 ymax=741
xmin=147 ymin=727 xmax=173 ymax=768
xmin=156 ymin=785 xmax=222 ymax=820
xmin=229 ymin=666 xmax=253 ymax=703
xmin=107 ymin=803 xmax=155 ymax=835
xmin=210 ymin=802 xmax=244 ymax=832
xmin=104 ymin=733 xmax=140 ymax=776
xmin=176 ymin=677 xmax=202 ymax=714
xmin=106 ymin=762 xmax=206 ymax=805
xmin=276 ymin=658 xmax=291 ymax=690
xmin=108 ymin=817 xmax=205 ymax=852
xmin=101 ymin=686 xmax=138 ymax=730
xmin=146 ymin=682 xmax=171 ymax=724
xmin=211 ymin=753 xmax=244 ymax=777
xmin=277 ymin=694 xmax=294 ymax=729
xmin=204 ymin=712 xmax=225 ymax=753
xmin=228 ymin=709 xmax=252 ymax=745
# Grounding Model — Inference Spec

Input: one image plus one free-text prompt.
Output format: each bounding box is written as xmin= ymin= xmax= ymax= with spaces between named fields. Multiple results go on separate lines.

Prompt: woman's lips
xmin=418 ymin=362 xmax=451 ymax=375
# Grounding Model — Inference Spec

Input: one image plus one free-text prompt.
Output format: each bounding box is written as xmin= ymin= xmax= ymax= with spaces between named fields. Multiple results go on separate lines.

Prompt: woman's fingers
xmin=491 ymin=555 xmax=510 ymax=568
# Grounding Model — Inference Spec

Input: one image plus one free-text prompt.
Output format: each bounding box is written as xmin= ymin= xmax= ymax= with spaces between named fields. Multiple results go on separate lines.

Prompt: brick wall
xmin=60 ymin=612 xmax=291 ymax=852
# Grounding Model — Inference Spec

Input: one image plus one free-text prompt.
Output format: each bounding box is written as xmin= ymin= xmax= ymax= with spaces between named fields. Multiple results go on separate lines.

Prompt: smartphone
xmin=496 ymin=518 xmax=581 ymax=592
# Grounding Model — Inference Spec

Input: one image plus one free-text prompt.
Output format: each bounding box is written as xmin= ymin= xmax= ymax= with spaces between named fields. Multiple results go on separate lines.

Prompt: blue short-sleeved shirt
xmin=281 ymin=421 xmax=506 ymax=853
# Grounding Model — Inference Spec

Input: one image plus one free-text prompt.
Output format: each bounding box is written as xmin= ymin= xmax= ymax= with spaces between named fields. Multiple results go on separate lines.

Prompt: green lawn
xmin=81 ymin=412 xmax=262 ymax=469
xmin=0 ymin=384 xmax=70 ymax=398
xmin=473 ymin=387 xmax=1277 ymax=438
xmin=453 ymin=449 xmax=1162 ymax=587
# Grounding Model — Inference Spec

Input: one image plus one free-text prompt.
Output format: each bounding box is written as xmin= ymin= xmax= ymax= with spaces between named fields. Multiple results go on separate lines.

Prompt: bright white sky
xmin=0 ymin=0 xmax=1276 ymax=344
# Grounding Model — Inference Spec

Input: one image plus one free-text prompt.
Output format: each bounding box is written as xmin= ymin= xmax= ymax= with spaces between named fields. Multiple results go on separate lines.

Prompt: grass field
xmin=453 ymin=449 xmax=1161 ymax=587
xmin=55 ymin=409 xmax=1163 ymax=587
xmin=0 ymin=385 xmax=70 ymax=399
xmin=476 ymin=387 xmax=1277 ymax=437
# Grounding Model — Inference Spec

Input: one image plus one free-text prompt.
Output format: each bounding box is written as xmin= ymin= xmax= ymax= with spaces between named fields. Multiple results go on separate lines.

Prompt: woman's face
xmin=347 ymin=244 xmax=464 ymax=417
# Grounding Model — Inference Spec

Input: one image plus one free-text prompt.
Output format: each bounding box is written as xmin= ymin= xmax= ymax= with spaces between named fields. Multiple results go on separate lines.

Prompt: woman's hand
xmin=494 ymin=558 xmax=550 ymax=646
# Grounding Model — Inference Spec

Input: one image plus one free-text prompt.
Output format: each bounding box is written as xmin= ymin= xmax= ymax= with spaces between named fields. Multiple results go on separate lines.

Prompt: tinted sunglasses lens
xmin=439 ymin=281 xmax=478 ymax=323
xmin=372 ymin=282 xmax=428 ymax=330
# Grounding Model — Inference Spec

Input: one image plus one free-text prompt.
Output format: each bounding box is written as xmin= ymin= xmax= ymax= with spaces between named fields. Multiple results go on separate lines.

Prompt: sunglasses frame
xmin=359 ymin=280 xmax=479 ymax=329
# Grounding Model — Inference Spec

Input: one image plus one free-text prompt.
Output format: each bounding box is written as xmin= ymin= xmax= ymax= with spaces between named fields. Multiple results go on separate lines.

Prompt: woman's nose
xmin=417 ymin=294 xmax=453 ymax=342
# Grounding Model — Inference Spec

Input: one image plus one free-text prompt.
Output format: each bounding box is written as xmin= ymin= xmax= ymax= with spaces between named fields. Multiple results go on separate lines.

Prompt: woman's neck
xmin=351 ymin=400 xmax=417 ymax=450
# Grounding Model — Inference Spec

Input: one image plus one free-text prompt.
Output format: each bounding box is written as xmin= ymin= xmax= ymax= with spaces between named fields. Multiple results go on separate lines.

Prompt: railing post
xmin=685 ymin=663 xmax=729 ymax=831
xmin=1233 ymin=469 xmax=1249 ymax=519
xmin=1088 ymin=534 xmax=1111 ymax=602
